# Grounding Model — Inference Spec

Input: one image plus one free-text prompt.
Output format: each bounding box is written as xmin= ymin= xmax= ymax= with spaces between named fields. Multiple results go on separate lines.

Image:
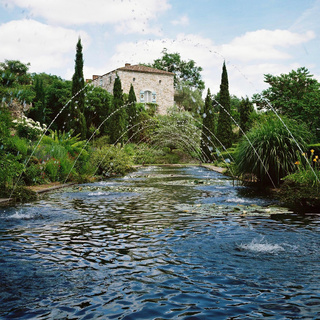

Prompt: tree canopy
xmin=148 ymin=48 xmax=205 ymax=91
xmin=252 ymin=67 xmax=320 ymax=140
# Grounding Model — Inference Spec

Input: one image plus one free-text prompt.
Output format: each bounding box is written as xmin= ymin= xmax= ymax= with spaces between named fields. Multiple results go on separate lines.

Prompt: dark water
xmin=1 ymin=166 xmax=320 ymax=319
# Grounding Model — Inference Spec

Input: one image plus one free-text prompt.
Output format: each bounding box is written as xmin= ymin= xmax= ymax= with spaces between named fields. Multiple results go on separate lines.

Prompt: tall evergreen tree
xmin=28 ymin=75 xmax=48 ymax=124
xmin=127 ymin=83 xmax=138 ymax=141
xmin=239 ymin=97 xmax=254 ymax=136
xmin=216 ymin=61 xmax=232 ymax=148
xmin=110 ymin=74 xmax=126 ymax=144
xmin=69 ymin=37 xmax=86 ymax=138
xmin=200 ymin=88 xmax=215 ymax=161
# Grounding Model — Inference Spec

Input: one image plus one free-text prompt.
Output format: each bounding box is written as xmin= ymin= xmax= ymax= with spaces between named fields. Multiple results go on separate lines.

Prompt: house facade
xmin=91 ymin=63 xmax=174 ymax=115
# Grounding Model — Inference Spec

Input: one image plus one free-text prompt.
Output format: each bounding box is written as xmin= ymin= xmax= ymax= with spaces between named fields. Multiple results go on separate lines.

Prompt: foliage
xmin=252 ymin=67 xmax=320 ymax=141
xmin=28 ymin=75 xmax=48 ymax=124
xmin=0 ymin=185 xmax=37 ymax=202
xmin=0 ymin=106 xmax=25 ymax=188
xmin=0 ymin=60 xmax=31 ymax=86
xmin=239 ymin=97 xmax=254 ymax=135
xmin=129 ymin=143 xmax=180 ymax=164
xmin=28 ymin=75 xmax=73 ymax=131
xmin=0 ymin=60 xmax=34 ymax=108
xmin=148 ymin=48 xmax=205 ymax=91
xmin=235 ymin=115 xmax=310 ymax=186
xmin=27 ymin=129 xmax=90 ymax=183
xmin=12 ymin=115 xmax=47 ymax=140
xmin=279 ymin=169 xmax=320 ymax=210
xmin=174 ymin=84 xmax=204 ymax=114
xmin=109 ymin=74 xmax=127 ymax=144
xmin=68 ymin=38 xmax=86 ymax=138
xmin=216 ymin=62 xmax=232 ymax=149
xmin=151 ymin=108 xmax=201 ymax=161
xmin=200 ymin=89 xmax=215 ymax=161
xmin=91 ymin=144 xmax=134 ymax=176
xmin=84 ymin=85 xmax=112 ymax=137
xmin=127 ymin=83 xmax=138 ymax=141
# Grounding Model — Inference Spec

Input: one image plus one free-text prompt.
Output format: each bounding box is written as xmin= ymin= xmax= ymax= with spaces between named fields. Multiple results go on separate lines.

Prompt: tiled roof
xmin=117 ymin=64 xmax=174 ymax=76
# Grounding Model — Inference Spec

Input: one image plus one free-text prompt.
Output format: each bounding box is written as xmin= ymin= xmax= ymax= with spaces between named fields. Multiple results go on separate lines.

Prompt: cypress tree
xmin=127 ymin=83 xmax=138 ymax=142
xmin=239 ymin=97 xmax=254 ymax=135
xmin=216 ymin=61 xmax=232 ymax=148
xmin=200 ymin=88 xmax=215 ymax=161
xmin=29 ymin=76 xmax=47 ymax=124
xmin=110 ymin=74 xmax=126 ymax=144
xmin=69 ymin=37 xmax=86 ymax=138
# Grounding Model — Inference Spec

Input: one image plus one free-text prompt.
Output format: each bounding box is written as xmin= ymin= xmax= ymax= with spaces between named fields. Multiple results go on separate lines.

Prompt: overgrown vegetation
xmin=1 ymin=43 xmax=320 ymax=210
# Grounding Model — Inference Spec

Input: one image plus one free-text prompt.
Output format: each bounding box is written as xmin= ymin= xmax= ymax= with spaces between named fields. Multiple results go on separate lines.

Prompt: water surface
xmin=1 ymin=166 xmax=319 ymax=319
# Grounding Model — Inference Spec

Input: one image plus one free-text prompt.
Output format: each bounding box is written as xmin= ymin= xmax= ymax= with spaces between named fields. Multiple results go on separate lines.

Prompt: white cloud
xmin=171 ymin=15 xmax=189 ymax=26
xmin=5 ymin=0 xmax=171 ymax=35
xmin=219 ymin=29 xmax=316 ymax=61
xmin=0 ymin=19 xmax=90 ymax=73
xmin=98 ymin=29 xmax=315 ymax=97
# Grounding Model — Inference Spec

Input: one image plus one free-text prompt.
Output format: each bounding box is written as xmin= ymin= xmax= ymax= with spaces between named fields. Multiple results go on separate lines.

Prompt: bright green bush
xmin=234 ymin=115 xmax=310 ymax=186
xmin=91 ymin=144 xmax=134 ymax=176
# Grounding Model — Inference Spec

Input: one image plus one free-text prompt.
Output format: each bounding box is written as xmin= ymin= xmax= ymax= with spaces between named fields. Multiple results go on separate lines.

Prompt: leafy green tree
xmin=0 ymin=60 xmax=31 ymax=86
xmin=148 ymin=48 xmax=205 ymax=91
xmin=174 ymin=84 xmax=204 ymax=115
xmin=109 ymin=74 xmax=127 ymax=144
xmin=0 ymin=60 xmax=34 ymax=106
xmin=201 ymin=88 xmax=215 ymax=161
xmin=45 ymin=77 xmax=72 ymax=131
xmin=216 ymin=62 xmax=232 ymax=148
xmin=239 ymin=97 xmax=254 ymax=135
xmin=68 ymin=38 xmax=86 ymax=138
xmin=252 ymin=67 xmax=320 ymax=140
xmin=28 ymin=75 xmax=48 ymax=124
xmin=84 ymin=85 xmax=112 ymax=137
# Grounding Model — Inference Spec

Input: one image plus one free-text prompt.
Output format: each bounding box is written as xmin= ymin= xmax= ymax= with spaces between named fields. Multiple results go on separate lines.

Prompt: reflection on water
xmin=0 ymin=166 xmax=320 ymax=319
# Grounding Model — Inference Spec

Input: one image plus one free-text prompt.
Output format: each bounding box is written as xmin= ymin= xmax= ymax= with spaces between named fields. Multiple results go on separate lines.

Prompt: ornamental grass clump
xmin=234 ymin=115 xmax=310 ymax=186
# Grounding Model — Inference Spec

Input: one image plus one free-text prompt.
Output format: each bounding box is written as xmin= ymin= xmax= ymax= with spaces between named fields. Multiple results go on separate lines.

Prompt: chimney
xmin=125 ymin=63 xmax=131 ymax=67
xmin=92 ymin=75 xmax=99 ymax=80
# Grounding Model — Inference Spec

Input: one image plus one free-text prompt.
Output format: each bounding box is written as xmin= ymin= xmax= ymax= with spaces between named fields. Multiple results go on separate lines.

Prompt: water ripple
xmin=0 ymin=166 xmax=320 ymax=319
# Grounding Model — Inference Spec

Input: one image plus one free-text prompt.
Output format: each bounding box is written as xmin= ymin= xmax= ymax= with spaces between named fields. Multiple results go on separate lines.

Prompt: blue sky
xmin=0 ymin=0 xmax=319 ymax=97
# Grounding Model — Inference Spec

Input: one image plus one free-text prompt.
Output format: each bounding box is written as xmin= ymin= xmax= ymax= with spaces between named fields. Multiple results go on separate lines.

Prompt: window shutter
xmin=140 ymin=91 xmax=144 ymax=102
xmin=152 ymin=92 xmax=156 ymax=103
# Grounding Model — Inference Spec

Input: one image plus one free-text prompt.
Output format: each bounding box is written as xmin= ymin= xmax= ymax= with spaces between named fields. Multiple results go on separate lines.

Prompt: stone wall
xmin=92 ymin=68 xmax=174 ymax=115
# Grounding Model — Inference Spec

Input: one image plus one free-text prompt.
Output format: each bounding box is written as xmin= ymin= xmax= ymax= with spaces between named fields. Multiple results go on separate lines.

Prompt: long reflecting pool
xmin=1 ymin=166 xmax=320 ymax=319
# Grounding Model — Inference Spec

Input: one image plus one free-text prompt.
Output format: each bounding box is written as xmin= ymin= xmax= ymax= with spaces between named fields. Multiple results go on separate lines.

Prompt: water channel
xmin=1 ymin=166 xmax=320 ymax=319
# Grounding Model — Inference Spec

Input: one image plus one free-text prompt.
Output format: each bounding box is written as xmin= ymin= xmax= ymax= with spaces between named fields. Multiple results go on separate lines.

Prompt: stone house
xmin=91 ymin=63 xmax=174 ymax=114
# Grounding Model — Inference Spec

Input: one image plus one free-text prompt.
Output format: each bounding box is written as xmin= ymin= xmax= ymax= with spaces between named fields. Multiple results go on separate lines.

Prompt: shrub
xmin=23 ymin=162 xmax=47 ymax=185
xmin=279 ymin=169 xmax=320 ymax=210
xmin=13 ymin=115 xmax=46 ymax=140
xmin=91 ymin=144 xmax=134 ymax=176
xmin=234 ymin=115 xmax=310 ymax=186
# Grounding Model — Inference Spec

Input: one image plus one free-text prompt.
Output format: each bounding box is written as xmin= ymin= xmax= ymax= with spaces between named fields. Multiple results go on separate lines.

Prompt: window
xmin=140 ymin=90 xmax=156 ymax=103
xmin=133 ymin=77 xmax=136 ymax=82
xmin=99 ymin=79 xmax=103 ymax=87
xmin=145 ymin=90 xmax=152 ymax=103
